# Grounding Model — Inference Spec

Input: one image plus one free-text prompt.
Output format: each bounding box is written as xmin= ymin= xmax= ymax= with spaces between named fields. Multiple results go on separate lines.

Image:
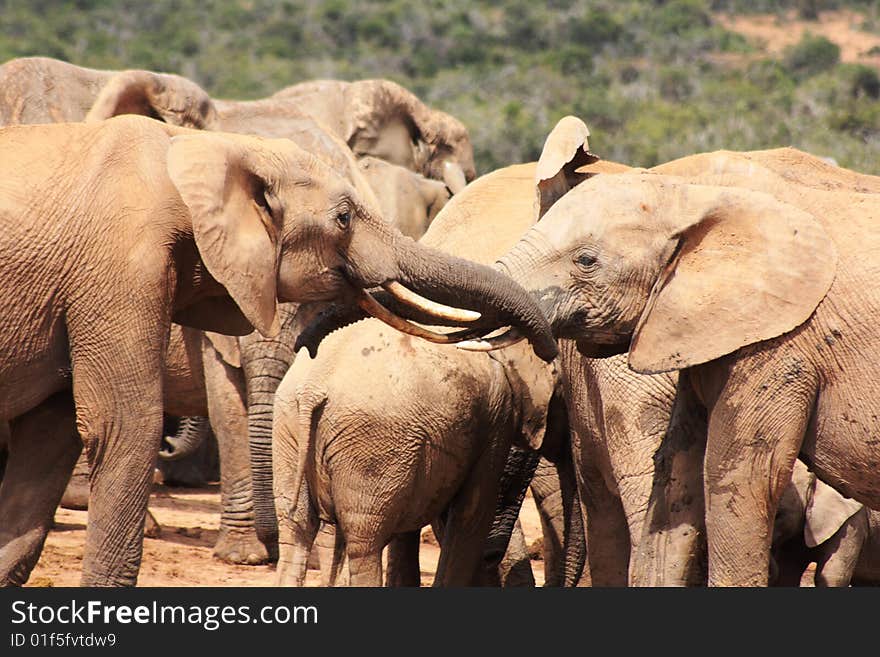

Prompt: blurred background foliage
xmin=1 ymin=0 xmax=878 ymax=173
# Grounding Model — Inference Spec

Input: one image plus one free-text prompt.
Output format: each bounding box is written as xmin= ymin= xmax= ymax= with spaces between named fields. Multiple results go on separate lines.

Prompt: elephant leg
xmin=632 ymin=372 xmax=708 ymax=586
xmin=201 ymin=339 xmax=269 ymax=565
xmin=433 ymin=435 xmax=509 ymax=587
xmin=0 ymin=393 xmax=80 ymax=586
xmin=315 ymin=521 xmax=349 ymax=586
xmin=813 ymin=511 xmax=868 ymax=587
xmin=276 ymin=471 xmax=318 ymax=586
xmin=530 ymin=457 xmax=565 ymax=586
xmin=347 ymin=549 xmax=383 ymax=587
xmin=498 ymin=519 xmax=535 ymax=587
xmin=703 ymin=367 xmax=813 ymax=587
xmin=77 ymin=381 xmax=164 ymax=586
xmin=386 ymin=531 xmax=421 ymax=587
xmin=60 ymin=452 xmax=91 ymax=510
xmin=580 ymin=457 xmax=630 ymax=586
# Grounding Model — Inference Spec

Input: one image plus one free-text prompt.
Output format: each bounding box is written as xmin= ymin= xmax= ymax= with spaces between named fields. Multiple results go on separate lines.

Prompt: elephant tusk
xmin=358 ymin=290 xmax=486 ymax=344
xmin=455 ymin=328 xmax=526 ymax=352
xmin=382 ymin=281 xmax=481 ymax=323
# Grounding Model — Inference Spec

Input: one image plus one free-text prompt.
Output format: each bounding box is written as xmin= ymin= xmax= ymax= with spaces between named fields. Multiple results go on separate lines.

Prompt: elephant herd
xmin=1 ymin=56 xmax=879 ymax=588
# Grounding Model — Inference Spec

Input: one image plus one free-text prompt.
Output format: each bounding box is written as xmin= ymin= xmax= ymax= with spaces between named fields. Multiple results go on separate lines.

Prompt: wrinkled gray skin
xmin=1 ymin=56 xmax=471 ymax=564
xmin=772 ymin=459 xmax=880 ymax=586
xmin=501 ymin=143 xmax=880 ymax=586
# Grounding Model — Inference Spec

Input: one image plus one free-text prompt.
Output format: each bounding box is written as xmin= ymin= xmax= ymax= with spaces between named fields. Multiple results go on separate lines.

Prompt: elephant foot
xmin=214 ymin=529 xmax=270 ymax=565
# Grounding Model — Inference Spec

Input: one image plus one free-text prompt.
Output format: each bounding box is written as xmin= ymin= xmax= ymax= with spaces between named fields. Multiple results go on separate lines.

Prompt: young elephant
xmin=271 ymin=120 xmax=611 ymax=587
xmin=499 ymin=145 xmax=880 ymax=586
xmin=0 ymin=115 xmax=554 ymax=587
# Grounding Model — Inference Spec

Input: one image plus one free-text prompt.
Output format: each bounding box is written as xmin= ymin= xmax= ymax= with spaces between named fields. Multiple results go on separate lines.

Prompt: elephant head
xmin=85 ymin=69 xmax=219 ymax=129
xmin=272 ymin=79 xmax=476 ymax=192
xmin=498 ymin=168 xmax=837 ymax=374
xmin=162 ymin=125 xmax=556 ymax=360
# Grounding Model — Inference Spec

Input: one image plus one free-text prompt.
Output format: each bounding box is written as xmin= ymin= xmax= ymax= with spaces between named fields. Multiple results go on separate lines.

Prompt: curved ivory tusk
xmin=358 ymin=290 xmax=486 ymax=344
xmin=382 ymin=281 xmax=481 ymax=323
xmin=455 ymin=328 xmax=526 ymax=352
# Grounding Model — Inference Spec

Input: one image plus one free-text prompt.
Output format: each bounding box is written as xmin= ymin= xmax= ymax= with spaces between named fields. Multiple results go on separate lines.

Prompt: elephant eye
xmin=336 ymin=209 xmax=352 ymax=229
xmin=575 ymin=251 xmax=598 ymax=269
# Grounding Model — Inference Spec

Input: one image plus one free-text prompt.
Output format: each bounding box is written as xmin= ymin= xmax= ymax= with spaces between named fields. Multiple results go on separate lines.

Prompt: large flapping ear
xmin=804 ymin=476 xmax=864 ymax=548
xmin=628 ymin=187 xmax=837 ymax=374
xmin=86 ymin=70 xmax=218 ymax=129
xmin=344 ymin=80 xmax=476 ymax=182
xmin=167 ymin=133 xmax=282 ymax=338
xmin=535 ymin=116 xmax=600 ymax=219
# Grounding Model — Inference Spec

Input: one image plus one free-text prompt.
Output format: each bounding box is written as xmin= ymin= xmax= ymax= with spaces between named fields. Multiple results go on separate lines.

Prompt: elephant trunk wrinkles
xmin=241 ymin=308 xmax=299 ymax=549
xmin=391 ymin=236 xmax=558 ymax=362
xmin=159 ymin=416 xmax=210 ymax=461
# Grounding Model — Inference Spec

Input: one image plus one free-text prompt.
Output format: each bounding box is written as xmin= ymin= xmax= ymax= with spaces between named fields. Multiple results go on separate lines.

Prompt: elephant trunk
xmin=483 ymin=445 xmax=541 ymax=570
xmin=387 ymin=236 xmax=558 ymax=362
xmin=241 ymin=304 xmax=300 ymax=550
xmin=159 ymin=416 xmax=211 ymax=461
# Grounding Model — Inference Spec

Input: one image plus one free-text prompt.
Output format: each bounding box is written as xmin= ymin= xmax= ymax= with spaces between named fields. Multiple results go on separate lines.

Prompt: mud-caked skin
xmin=502 ymin=145 xmax=880 ymax=586
xmin=0 ymin=116 xmax=551 ymax=587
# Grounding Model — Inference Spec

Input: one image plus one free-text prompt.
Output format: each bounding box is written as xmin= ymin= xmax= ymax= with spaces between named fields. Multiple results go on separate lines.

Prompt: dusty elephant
xmin=1 ymin=56 xmax=464 ymax=563
xmin=0 ymin=115 xmax=554 ymax=587
xmin=271 ymin=120 xmax=607 ymax=586
xmin=499 ymin=142 xmax=880 ymax=586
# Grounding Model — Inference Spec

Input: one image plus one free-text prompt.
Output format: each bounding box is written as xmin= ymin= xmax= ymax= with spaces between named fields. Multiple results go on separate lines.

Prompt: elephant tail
xmin=282 ymin=391 xmax=327 ymax=531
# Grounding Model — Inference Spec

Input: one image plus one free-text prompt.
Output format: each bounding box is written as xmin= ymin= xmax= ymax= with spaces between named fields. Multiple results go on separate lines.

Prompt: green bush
xmin=783 ymin=33 xmax=841 ymax=78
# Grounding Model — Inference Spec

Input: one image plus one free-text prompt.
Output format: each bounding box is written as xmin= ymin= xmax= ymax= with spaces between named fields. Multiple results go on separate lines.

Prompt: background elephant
xmin=0 ymin=115 xmax=553 ymax=587
xmin=499 ymin=141 xmax=880 ymax=586
xmin=271 ymin=120 xmax=604 ymax=586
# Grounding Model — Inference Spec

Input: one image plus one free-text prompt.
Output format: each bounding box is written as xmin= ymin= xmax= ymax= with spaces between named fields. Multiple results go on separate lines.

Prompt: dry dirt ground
xmin=718 ymin=9 xmax=880 ymax=68
xmin=26 ymin=482 xmax=546 ymax=587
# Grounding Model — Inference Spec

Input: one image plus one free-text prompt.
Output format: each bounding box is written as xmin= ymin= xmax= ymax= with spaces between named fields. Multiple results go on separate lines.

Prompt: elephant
xmin=77 ymin=58 xmax=478 ymax=555
xmin=498 ymin=140 xmax=880 ymax=586
xmin=270 ymin=119 xmax=607 ymax=587
xmin=772 ymin=459 xmax=880 ymax=586
xmin=270 ymin=78 xmax=475 ymax=190
xmin=1 ymin=55 xmax=467 ymax=563
xmin=0 ymin=115 xmax=555 ymax=587
xmin=356 ymin=156 xmax=451 ymax=240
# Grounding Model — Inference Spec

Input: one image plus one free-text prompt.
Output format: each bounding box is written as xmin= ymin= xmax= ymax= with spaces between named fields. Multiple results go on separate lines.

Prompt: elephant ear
xmin=804 ymin=477 xmax=864 ymax=548
xmin=167 ymin=134 xmax=282 ymax=338
xmin=535 ymin=115 xmax=600 ymax=220
xmin=629 ymin=189 xmax=837 ymax=374
xmin=85 ymin=70 xmax=218 ymax=129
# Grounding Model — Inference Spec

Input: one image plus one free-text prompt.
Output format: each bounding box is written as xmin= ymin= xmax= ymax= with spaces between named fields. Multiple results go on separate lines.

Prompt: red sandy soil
xmin=26 ymin=483 xmax=546 ymax=587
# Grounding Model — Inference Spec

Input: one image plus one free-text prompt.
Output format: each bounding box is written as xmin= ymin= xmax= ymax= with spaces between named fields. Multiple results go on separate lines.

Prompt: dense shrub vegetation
xmin=1 ymin=0 xmax=878 ymax=173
